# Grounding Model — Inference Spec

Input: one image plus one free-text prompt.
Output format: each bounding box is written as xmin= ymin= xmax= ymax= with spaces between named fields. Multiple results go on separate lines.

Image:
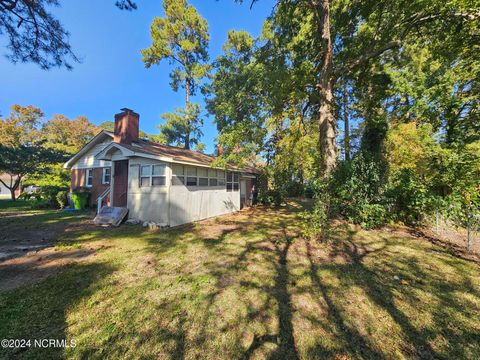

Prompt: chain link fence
xmin=427 ymin=206 xmax=480 ymax=254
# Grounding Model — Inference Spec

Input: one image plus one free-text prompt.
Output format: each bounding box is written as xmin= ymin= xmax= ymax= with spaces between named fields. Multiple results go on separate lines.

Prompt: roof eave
xmin=63 ymin=130 xmax=113 ymax=169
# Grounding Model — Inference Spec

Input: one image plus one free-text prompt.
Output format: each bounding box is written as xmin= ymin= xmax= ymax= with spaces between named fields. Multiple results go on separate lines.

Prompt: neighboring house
xmin=64 ymin=108 xmax=258 ymax=226
xmin=0 ymin=173 xmax=22 ymax=199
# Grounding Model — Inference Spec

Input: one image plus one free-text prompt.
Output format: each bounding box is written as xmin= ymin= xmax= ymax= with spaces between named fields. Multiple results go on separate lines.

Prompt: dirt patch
xmin=0 ymin=217 xmax=97 ymax=259
xmin=0 ymin=245 xmax=102 ymax=293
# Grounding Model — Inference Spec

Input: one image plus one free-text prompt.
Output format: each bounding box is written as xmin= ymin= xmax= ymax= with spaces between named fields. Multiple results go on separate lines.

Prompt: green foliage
xmin=0 ymin=104 xmax=44 ymax=146
xmin=301 ymin=181 xmax=331 ymax=239
xmin=141 ymin=0 xmax=209 ymax=95
xmin=195 ymin=142 xmax=206 ymax=153
xmin=41 ymin=114 xmax=99 ymax=154
xmin=0 ymin=104 xmax=93 ymax=198
xmin=0 ymin=0 xmax=78 ymax=69
xmin=158 ymin=103 xmax=203 ymax=149
xmin=56 ymin=190 xmax=69 ymax=209
xmin=323 ymin=123 xmax=480 ymax=229
xmin=27 ymin=186 xmax=68 ymax=209
xmin=142 ymin=0 xmax=209 ymax=149
xmin=329 ymin=152 xmax=388 ymax=229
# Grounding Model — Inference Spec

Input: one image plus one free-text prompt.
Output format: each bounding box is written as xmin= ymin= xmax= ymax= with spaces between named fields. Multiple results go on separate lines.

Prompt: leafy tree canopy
xmin=0 ymin=0 xmax=137 ymax=69
xmin=142 ymin=0 xmax=209 ymax=149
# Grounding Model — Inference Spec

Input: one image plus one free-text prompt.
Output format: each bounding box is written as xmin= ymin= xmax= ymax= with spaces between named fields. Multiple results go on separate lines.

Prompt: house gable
xmin=63 ymin=131 xmax=113 ymax=169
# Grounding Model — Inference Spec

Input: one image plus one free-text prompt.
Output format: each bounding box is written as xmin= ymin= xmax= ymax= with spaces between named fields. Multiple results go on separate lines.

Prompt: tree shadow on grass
xmin=0 ymin=261 xmax=115 ymax=359
xmin=321 ymin=223 xmax=480 ymax=359
xmin=240 ymin=226 xmax=300 ymax=360
xmin=304 ymin=237 xmax=386 ymax=359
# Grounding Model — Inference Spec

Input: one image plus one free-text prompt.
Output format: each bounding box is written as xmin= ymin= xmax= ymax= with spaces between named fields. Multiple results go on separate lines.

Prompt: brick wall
xmin=90 ymin=168 xmax=109 ymax=207
xmin=70 ymin=169 xmax=85 ymax=191
xmin=70 ymin=168 xmax=110 ymax=207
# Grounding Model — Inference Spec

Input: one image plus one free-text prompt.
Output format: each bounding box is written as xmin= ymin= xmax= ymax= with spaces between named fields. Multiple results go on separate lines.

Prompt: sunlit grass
xmin=0 ymin=201 xmax=479 ymax=359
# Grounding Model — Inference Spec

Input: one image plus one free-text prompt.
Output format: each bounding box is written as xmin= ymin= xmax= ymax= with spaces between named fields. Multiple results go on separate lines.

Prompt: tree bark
xmin=185 ymin=79 xmax=190 ymax=150
xmin=343 ymin=83 xmax=350 ymax=161
xmin=0 ymin=174 xmax=20 ymax=201
xmin=316 ymin=0 xmax=337 ymax=176
xmin=10 ymin=188 xmax=16 ymax=201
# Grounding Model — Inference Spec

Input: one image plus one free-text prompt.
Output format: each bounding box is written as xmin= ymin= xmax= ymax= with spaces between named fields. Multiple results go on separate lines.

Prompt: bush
xmin=56 ymin=190 xmax=69 ymax=209
xmin=283 ymin=180 xmax=304 ymax=197
xmin=258 ymin=189 xmax=283 ymax=206
xmin=24 ymin=186 xmax=69 ymax=209
xmin=356 ymin=203 xmax=388 ymax=229
xmin=385 ymin=168 xmax=432 ymax=224
xmin=329 ymin=152 xmax=389 ymax=228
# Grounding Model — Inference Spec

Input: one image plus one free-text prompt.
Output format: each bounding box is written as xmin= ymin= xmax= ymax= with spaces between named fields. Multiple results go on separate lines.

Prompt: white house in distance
xmin=63 ymin=108 xmax=258 ymax=226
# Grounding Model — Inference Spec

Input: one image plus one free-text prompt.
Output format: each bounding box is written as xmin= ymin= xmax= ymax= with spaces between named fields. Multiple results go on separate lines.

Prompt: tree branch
xmin=335 ymin=40 xmax=401 ymax=77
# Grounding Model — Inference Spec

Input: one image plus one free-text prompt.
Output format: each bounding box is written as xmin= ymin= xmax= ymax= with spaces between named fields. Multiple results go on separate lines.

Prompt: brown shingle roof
xmin=123 ymin=139 xmax=260 ymax=173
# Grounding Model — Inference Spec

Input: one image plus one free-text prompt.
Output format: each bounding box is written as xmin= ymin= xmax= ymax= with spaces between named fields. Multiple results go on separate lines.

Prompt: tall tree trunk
xmin=185 ymin=79 xmax=190 ymax=150
xmin=10 ymin=188 xmax=17 ymax=201
xmin=343 ymin=83 xmax=350 ymax=161
xmin=317 ymin=0 xmax=337 ymax=176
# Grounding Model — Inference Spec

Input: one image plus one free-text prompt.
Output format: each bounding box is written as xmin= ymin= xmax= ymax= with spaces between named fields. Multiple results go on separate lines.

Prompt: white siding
xmin=71 ymin=140 xmax=112 ymax=169
xmin=127 ymin=157 xmax=170 ymax=224
xmin=125 ymin=157 xmax=240 ymax=226
xmin=169 ymin=185 xmax=240 ymax=226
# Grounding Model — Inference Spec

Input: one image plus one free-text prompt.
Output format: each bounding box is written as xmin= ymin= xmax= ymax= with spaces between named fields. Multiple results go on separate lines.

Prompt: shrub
xmin=25 ymin=186 xmax=69 ymax=209
xmin=56 ymin=190 xmax=69 ymax=209
xmin=258 ymin=189 xmax=283 ymax=206
xmin=329 ymin=152 xmax=389 ymax=228
xmin=301 ymin=181 xmax=332 ymax=239
xmin=356 ymin=203 xmax=388 ymax=229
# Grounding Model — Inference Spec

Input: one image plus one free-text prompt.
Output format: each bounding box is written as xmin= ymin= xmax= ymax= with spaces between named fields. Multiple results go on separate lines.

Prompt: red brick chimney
xmin=114 ymin=108 xmax=139 ymax=145
xmin=216 ymin=144 xmax=224 ymax=156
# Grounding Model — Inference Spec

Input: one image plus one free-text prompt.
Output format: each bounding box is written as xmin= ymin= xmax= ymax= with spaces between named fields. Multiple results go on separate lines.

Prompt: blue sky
xmin=0 ymin=0 xmax=276 ymax=153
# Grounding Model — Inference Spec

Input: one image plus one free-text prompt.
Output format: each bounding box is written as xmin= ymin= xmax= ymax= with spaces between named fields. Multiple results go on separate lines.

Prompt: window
xmin=226 ymin=171 xmax=239 ymax=192
xmin=139 ymin=164 xmax=166 ymax=187
xmin=152 ymin=164 xmax=166 ymax=186
xmin=102 ymin=168 xmax=111 ymax=184
xmin=198 ymin=168 xmax=208 ymax=186
xmin=86 ymin=169 xmax=93 ymax=187
xmin=140 ymin=165 xmax=151 ymax=187
xmin=186 ymin=177 xmax=198 ymax=186
xmin=208 ymin=169 xmax=221 ymax=187
xmin=186 ymin=167 xmax=197 ymax=186
xmin=172 ymin=165 xmax=185 ymax=185
xmin=208 ymin=169 xmax=217 ymax=178
xmin=218 ymin=170 xmax=225 ymax=186
xmin=171 ymin=165 xmax=228 ymax=187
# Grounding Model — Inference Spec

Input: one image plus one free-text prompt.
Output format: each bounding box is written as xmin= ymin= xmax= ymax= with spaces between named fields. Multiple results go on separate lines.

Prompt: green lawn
xmin=0 ymin=200 xmax=479 ymax=359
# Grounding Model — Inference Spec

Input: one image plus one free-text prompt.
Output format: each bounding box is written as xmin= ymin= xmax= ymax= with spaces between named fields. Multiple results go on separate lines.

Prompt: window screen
xmin=226 ymin=171 xmax=239 ymax=192
xmin=186 ymin=177 xmax=197 ymax=186
xmin=139 ymin=164 xmax=166 ymax=187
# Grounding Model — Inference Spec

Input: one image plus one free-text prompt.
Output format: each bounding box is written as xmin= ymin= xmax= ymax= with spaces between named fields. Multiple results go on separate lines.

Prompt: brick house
xmin=64 ymin=108 xmax=257 ymax=226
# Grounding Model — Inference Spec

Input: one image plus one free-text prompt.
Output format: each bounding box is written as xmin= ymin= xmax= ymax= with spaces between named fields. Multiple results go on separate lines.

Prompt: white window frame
xmin=102 ymin=167 xmax=111 ymax=185
xmin=172 ymin=165 xmax=229 ymax=188
xmin=172 ymin=164 xmax=185 ymax=186
xmin=226 ymin=171 xmax=239 ymax=192
xmin=85 ymin=169 xmax=93 ymax=187
xmin=139 ymin=164 xmax=167 ymax=187
xmin=186 ymin=166 xmax=198 ymax=186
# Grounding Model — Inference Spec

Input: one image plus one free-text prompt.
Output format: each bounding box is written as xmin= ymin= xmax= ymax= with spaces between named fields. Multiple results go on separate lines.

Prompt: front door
xmin=240 ymin=179 xmax=246 ymax=209
xmin=112 ymin=160 xmax=128 ymax=207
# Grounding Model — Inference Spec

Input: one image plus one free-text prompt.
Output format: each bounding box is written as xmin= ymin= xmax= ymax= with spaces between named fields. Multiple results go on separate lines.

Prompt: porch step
xmin=93 ymin=206 xmax=128 ymax=227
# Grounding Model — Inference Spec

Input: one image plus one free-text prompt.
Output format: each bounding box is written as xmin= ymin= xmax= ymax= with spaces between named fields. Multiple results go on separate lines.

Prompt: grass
xmin=0 ymin=199 xmax=94 ymax=244
xmin=0 ymin=200 xmax=479 ymax=359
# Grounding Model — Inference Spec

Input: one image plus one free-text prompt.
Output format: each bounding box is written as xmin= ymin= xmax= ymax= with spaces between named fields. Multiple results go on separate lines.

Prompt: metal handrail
xmin=97 ymin=187 xmax=111 ymax=214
